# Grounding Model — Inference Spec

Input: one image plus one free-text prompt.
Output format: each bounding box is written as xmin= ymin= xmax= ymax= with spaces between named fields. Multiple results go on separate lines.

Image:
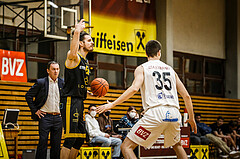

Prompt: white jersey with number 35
xmin=140 ymin=60 xmax=179 ymax=110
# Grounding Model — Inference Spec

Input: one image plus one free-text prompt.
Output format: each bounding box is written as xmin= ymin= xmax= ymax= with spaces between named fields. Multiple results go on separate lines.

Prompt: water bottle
xmin=183 ymin=108 xmax=188 ymax=127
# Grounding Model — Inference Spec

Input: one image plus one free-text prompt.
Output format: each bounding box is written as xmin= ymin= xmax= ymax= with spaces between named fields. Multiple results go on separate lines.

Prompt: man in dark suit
xmin=25 ymin=61 xmax=64 ymax=159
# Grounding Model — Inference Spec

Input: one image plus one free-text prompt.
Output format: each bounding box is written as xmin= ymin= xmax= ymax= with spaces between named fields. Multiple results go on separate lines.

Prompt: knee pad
xmin=72 ymin=138 xmax=84 ymax=150
xmin=63 ymin=138 xmax=76 ymax=149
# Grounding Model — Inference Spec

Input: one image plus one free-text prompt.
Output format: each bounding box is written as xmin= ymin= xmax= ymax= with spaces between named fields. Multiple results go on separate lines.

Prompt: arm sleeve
xmin=86 ymin=118 xmax=106 ymax=137
xmin=134 ymin=118 xmax=139 ymax=124
xmin=25 ymin=80 xmax=41 ymax=114
xmin=123 ymin=117 xmax=134 ymax=128
xmin=97 ymin=117 xmax=105 ymax=132
xmin=210 ymin=124 xmax=217 ymax=132
xmin=110 ymin=119 xmax=117 ymax=135
xmin=204 ymin=123 xmax=212 ymax=133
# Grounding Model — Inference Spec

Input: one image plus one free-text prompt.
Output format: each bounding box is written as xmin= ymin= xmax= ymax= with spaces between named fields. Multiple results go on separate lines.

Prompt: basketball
xmin=90 ymin=78 xmax=109 ymax=97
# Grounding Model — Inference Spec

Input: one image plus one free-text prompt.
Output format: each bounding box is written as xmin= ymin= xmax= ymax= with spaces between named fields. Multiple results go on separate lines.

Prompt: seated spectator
xmin=119 ymin=106 xmax=139 ymax=139
xmin=237 ymin=116 xmax=240 ymax=149
xmin=98 ymin=110 xmax=122 ymax=139
xmin=237 ymin=116 xmax=240 ymax=131
xmin=85 ymin=105 xmax=122 ymax=159
xmin=237 ymin=116 xmax=240 ymax=130
xmin=118 ymin=106 xmax=139 ymax=158
xmin=211 ymin=116 xmax=237 ymax=151
xmin=190 ymin=113 xmax=210 ymax=145
xmin=228 ymin=121 xmax=239 ymax=150
xmin=209 ymin=116 xmax=240 ymax=157
xmin=138 ymin=108 xmax=145 ymax=118
xmin=194 ymin=114 xmax=240 ymax=157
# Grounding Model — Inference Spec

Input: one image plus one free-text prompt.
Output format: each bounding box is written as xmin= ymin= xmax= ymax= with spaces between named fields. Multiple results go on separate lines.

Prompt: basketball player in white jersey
xmin=97 ymin=40 xmax=197 ymax=159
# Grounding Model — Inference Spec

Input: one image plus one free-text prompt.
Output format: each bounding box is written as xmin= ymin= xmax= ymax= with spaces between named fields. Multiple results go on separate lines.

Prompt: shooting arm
xmin=97 ymin=66 xmax=144 ymax=114
xmin=175 ymin=74 xmax=194 ymax=120
xmin=67 ymin=19 xmax=85 ymax=61
xmin=176 ymin=73 xmax=197 ymax=133
xmin=111 ymin=66 xmax=144 ymax=108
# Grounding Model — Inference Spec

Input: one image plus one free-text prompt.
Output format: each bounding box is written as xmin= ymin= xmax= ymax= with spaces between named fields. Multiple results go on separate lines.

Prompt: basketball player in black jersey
xmin=60 ymin=19 xmax=94 ymax=159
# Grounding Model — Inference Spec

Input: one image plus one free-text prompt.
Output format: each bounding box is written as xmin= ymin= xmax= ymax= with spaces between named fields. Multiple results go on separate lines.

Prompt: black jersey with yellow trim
xmin=62 ymin=53 xmax=90 ymax=99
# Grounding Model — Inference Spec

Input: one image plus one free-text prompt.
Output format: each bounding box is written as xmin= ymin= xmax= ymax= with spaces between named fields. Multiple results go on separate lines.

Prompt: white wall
xmin=172 ymin=0 xmax=225 ymax=59
xmin=156 ymin=0 xmax=174 ymax=66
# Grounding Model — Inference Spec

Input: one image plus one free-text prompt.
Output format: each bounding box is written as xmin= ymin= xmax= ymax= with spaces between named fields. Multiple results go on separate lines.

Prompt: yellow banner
xmin=0 ymin=124 xmax=9 ymax=159
xmin=91 ymin=0 xmax=156 ymax=57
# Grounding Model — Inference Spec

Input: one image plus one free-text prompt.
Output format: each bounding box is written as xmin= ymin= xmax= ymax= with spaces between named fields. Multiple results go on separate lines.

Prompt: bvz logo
xmin=134 ymin=126 xmax=151 ymax=140
xmin=135 ymin=30 xmax=146 ymax=53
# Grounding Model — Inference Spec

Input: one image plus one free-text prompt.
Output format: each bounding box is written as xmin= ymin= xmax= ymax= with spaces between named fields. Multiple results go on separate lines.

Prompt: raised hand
xmin=186 ymin=118 xmax=197 ymax=134
xmin=75 ymin=19 xmax=85 ymax=32
xmin=97 ymin=100 xmax=113 ymax=114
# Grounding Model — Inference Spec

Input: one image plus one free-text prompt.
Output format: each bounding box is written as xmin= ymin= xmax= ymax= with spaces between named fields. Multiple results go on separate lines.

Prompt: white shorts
xmin=127 ymin=106 xmax=181 ymax=148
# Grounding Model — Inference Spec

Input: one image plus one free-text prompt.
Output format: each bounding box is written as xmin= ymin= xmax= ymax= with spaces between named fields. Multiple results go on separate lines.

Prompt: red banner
xmin=0 ymin=49 xmax=27 ymax=82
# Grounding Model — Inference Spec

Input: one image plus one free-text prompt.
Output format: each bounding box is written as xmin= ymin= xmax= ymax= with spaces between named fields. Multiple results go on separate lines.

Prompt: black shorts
xmin=61 ymin=97 xmax=86 ymax=139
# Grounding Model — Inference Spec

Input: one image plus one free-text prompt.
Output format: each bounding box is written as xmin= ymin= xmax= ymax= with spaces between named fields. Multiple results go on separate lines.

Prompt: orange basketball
xmin=90 ymin=78 xmax=109 ymax=97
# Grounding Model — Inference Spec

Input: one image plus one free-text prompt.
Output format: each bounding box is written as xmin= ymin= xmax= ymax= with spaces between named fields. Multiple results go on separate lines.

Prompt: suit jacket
xmin=25 ymin=77 xmax=64 ymax=121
